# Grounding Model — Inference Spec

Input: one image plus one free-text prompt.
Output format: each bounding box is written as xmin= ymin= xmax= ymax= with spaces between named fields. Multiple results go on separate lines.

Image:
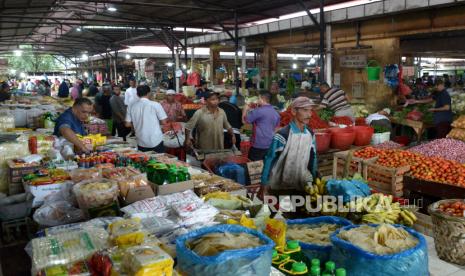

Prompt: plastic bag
xmin=326 ymin=179 xmax=371 ymax=203
xmin=406 ymin=110 xmax=423 ymax=121
xmin=73 ymin=178 xmax=119 ymax=210
xmin=176 ymin=224 xmax=275 ymax=276
xmin=33 ymin=201 xmax=84 ymax=227
xmin=69 ymin=168 xmax=101 ymax=183
xmin=286 ymin=216 xmax=352 ymax=264
xmin=330 ymin=224 xmax=428 ymax=276
xmin=215 ymin=163 xmax=246 ymax=185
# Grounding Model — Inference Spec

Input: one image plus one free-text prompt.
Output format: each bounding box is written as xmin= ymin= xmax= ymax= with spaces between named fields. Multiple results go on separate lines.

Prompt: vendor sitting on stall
xmin=185 ymin=91 xmax=235 ymax=151
xmin=319 ymin=82 xmax=354 ymax=119
xmin=195 ymin=80 xmax=210 ymax=100
xmin=53 ymin=98 xmax=93 ymax=152
xmin=261 ymin=97 xmax=318 ymax=199
xmin=366 ymin=108 xmax=392 ymax=132
xmin=161 ymin=89 xmax=186 ymax=122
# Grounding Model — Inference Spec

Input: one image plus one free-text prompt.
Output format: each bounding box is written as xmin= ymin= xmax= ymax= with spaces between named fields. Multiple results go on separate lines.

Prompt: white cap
xmin=166 ymin=89 xmax=176 ymax=95
xmin=382 ymin=108 xmax=391 ymax=115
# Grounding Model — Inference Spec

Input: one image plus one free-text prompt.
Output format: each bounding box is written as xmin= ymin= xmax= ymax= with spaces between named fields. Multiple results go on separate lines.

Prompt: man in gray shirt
xmin=110 ymin=86 xmax=131 ymax=140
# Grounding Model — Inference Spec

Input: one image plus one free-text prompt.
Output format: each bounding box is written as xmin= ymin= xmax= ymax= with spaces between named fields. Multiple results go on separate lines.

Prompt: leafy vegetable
xmin=318 ymin=108 xmax=335 ymax=122
xmin=373 ymin=125 xmax=390 ymax=133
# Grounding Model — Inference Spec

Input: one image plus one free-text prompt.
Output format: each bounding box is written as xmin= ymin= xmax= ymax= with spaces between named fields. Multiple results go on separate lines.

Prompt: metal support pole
xmin=241 ymin=38 xmax=246 ymax=91
xmin=319 ymin=0 xmax=325 ymax=82
xmin=184 ymin=27 xmax=188 ymax=67
xmin=234 ymin=10 xmax=239 ymax=95
xmin=325 ymin=24 xmax=332 ymax=86
xmin=175 ymin=50 xmax=180 ymax=92
xmin=114 ymin=51 xmax=118 ymax=84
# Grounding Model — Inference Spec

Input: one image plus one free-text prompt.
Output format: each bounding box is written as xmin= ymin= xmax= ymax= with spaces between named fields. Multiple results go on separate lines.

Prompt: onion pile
xmin=408 ymin=138 xmax=465 ymax=164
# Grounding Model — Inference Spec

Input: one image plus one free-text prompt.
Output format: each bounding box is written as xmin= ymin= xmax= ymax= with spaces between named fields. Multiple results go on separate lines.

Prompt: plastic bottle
xmin=291 ymin=262 xmax=308 ymax=275
xmin=284 ymin=240 xmax=303 ymax=262
xmin=335 ymin=268 xmax=346 ymax=276
xmin=323 ymin=261 xmax=336 ymax=276
xmin=310 ymin=265 xmax=321 ymax=276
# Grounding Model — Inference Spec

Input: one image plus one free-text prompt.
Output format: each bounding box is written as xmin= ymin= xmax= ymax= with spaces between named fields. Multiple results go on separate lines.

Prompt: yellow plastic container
xmin=109 ymin=218 xmax=145 ymax=247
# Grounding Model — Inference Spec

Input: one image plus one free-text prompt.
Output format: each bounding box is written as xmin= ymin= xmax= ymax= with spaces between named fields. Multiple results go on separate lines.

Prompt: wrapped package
xmin=132 ymin=214 xmax=180 ymax=236
xmin=69 ymin=168 xmax=101 ymax=183
xmin=33 ymin=201 xmax=84 ymax=227
xmin=286 ymin=216 xmax=352 ymax=264
xmin=73 ymin=179 xmax=119 ymax=209
xmin=37 ymin=217 xmax=122 ymax=237
xmin=122 ymin=245 xmax=174 ymax=276
xmin=0 ymin=111 xmax=15 ymax=130
xmin=121 ymin=190 xmax=201 ymax=216
xmin=172 ymin=200 xmax=219 ymax=227
xmin=109 ymin=218 xmax=145 ymax=247
xmin=31 ymin=229 xmax=109 ymax=271
xmin=102 ymin=168 xmax=148 ymax=198
xmin=176 ymin=225 xmax=275 ymax=276
xmin=330 ymin=224 xmax=428 ymax=276
xmin=0 ymin=135 xmax=30 ymax=194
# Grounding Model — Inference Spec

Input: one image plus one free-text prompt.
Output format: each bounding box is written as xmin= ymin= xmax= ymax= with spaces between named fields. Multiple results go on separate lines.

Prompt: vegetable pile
xmin=354 ymin=147 xmax=465 ymax=187
xmin=408 ymin=138 xmax=465 ymax=164
xmin=452 ymin=94 xmax=465 ymax=115
xmin=393 ymin=105 xmax=433 ymax=124
xmin=437 ymin=200 xmax=465 ymax=217
xmin=330 ymin=116 xmax=353 ymax=126
xmin=280 ymin=108 xmax=329 ymax=129
xmin=318 ymin=108 xmax=335 ymax=122
xmin=373 ymin=141 xmax=402 ymax=149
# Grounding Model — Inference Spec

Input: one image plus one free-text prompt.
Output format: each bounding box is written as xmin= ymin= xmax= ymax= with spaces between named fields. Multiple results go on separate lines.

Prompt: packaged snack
xmin=38 ymin=260 xmax=90 ymax=276
xmin=31 ymin=229 xmax=109 ymax=271
xmin=109 ymin=218 xmax=145 ymax=247
xmin=264 ymin=218 xmax=287 ymax=249
xmin=69 ymin=168 xmax=101 ymax=183
xmin=73 ymin=179 xmax=119 ymax=210
xmin=122 ymin=245 xmax=174 ymax=276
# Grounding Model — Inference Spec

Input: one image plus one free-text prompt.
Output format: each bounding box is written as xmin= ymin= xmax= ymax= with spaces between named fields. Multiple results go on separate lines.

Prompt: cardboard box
xmin=124 ymin=185 xmax=156 ymax=205
xmin=24 ymin=181 xmax=73 ymax=208
xmin=155 ymin=180 xmax=195 ymax=196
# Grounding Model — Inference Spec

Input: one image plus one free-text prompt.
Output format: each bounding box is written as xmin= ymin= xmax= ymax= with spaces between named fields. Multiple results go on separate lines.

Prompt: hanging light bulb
xmin=310 ymin=57 xmax=316 ymax=65
xmin=304 ymin=69 xmax=308 ymax=73
xmin=182 ymin=64 xmax=187 ymax=70
xmin=292 ymin=63 xmax=298 ymax=69
xmin=76 ymin=27 xmax=82 ymax=32
xmin=14 ymin=49 xmax=22 ymax=56
xmin=125 ymin=54 xmax=131 ymax=60
xmin=81 ymin=53 xmax=88 ymax=60
xmin=107 ymin=6 xmax=117 ymax=12
xmin=293 ymin=54 xmax=298 ymax=60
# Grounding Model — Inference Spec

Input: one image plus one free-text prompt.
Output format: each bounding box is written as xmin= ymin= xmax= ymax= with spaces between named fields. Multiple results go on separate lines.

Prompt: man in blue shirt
xmin=406 ymin=79 xmax=453 ymax=138
xmin=54 ymin=98 xmax=93 ymax=152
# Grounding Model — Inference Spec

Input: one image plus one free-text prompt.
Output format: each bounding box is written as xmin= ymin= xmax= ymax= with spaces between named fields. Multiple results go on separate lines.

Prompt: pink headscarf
xmin=70 ymin=82 xmax=79 ymax=100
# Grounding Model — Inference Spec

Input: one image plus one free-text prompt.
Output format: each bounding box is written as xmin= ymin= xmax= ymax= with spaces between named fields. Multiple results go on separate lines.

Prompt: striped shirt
xmin=322 ymin=87 xmax=350 ymax=112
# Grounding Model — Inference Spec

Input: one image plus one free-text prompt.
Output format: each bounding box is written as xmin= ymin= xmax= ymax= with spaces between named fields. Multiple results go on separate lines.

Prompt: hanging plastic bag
xmin=215 ymin=163 xmax=246 ymax=185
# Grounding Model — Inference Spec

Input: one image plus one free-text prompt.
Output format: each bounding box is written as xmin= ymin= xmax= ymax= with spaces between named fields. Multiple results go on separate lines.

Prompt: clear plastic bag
xmin=73 ymin=178 xmax=119 ymax=210
xmin=69 ymin=168 xmax=101 ymax=183
xmin=33 ymin=201 xmax=84 ymax=227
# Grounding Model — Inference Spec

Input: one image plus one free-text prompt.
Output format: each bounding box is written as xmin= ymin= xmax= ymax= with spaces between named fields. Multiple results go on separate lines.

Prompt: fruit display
xmin=436 ymin=200 xmax=465 ymax=217
xmin=354 ymin=147 xmax=465 ymax=187
xmin=346 ymin=193 xmax=417 ymax=226
xmin=304 ymin=178 xmax=327 ymax=202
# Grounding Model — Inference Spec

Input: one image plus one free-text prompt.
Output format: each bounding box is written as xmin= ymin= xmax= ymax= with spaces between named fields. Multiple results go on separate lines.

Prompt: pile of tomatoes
xmin=279 ymin=109 xmax=330 ymax=129
xmin=354 ymin=147 xmax=465 ymax=187
xmin=331 ymin=116 xmax=354 ymax=126
xmin=437 ymin=201 xmax=465 ymax=217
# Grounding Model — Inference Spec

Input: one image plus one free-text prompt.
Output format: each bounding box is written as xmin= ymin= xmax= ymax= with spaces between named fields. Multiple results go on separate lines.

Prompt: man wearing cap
xmin=161 ymin=89 xmax=186 ymax=122
xmin=185 ymin=91 xmax=235 ymax=150
xmin=261 ymin=97 xmax=318 ymax=198
xmin=366 ymin=108 xmax=392 ymax=133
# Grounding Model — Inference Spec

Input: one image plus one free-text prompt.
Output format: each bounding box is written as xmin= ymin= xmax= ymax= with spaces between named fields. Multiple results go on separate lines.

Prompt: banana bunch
xmin=347 ymin=193 xmax=417 ymax=226
xmin=304 ymin=178 xmax=327 ymax=202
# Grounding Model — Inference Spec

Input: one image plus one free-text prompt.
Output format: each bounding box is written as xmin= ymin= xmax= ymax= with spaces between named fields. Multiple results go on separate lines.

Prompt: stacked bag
xmin=447 ymin=115 xmax=465 ymax=141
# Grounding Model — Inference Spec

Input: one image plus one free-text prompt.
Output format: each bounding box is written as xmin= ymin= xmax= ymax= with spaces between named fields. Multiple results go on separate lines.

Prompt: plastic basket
xmin=428 ymin=199 xmax=465 ymax=266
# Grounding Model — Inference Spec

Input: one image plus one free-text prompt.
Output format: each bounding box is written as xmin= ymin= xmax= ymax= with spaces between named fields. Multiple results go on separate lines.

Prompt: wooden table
xmin=390 ymin=118 xmax=434 ymax=142
xmin=403 ymin=175 xmax=465 ymax=213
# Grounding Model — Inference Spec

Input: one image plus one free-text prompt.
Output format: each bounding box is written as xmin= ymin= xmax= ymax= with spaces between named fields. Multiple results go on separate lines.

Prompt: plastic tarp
xmin=176 ymin=224 xmax=275 ymax=276
xmin=330 ymin=224 xmax=429 ymax=276
xmin=326 ymin=179 xmax=371 ymax=203
xmin=287 ymin=216 xmax=353 ymax=264
xmin=215 ymin=163 xmax=246 ymax=185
